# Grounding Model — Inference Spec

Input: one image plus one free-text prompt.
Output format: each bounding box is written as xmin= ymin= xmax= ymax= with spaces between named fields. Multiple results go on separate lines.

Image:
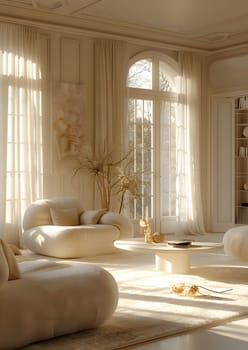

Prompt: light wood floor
xmin=124 ymin=232 xmax=248 ymax=350
xmin=125 ymin=316 xmax=248 ymax=350
xmin=22 ymin=232 xmax=248 ymax=350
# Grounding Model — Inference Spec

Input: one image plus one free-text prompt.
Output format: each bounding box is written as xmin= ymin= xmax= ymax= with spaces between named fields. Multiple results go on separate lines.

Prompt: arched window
xmin=126 ymin=52 xmax=180 ymax=232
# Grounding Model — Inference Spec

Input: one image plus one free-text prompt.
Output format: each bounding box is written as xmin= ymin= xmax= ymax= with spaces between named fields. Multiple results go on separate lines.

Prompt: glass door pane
xmin=126 ymin=98 xmax=154 ymax=220
xmin=160 ymin=101 xmax=177 ymax=218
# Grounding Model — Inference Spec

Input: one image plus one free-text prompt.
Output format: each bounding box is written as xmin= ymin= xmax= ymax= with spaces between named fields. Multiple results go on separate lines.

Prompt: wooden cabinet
xmin=234 ymin=99 xmax=248 ymax=224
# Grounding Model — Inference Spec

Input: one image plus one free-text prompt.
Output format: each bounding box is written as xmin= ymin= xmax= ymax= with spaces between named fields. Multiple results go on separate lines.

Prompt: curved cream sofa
xmin=223 ymin=226 xmax=248 ymax=261
xmin=22 ymin=196 xmax=133 ymax=258
xmin=0 ymin=238 xmax=119 ymax=350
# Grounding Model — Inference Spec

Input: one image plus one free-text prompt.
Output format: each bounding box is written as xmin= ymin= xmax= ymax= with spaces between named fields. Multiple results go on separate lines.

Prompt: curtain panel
xmin=177 ymin=52 xmax=206 ymax=234
xmin=93 ymin=39 xmax=128 ymax=158
xmin=0 ymin=23 xmax=43 ymax=241
xmin=93 ymin=39 xmax=128 ymax=209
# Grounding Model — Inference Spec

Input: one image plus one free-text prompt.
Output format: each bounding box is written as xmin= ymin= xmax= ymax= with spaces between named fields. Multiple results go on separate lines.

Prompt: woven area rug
xmin=21 ymin=249 xmax=248 ymax=350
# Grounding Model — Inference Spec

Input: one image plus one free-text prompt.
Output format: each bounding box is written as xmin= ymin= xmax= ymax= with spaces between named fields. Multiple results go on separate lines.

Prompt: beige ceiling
xmin=1 ymin=0 xmax=248 ymax=51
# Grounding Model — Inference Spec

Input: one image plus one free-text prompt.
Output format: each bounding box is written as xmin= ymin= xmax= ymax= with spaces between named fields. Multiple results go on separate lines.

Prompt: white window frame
xmin=127 ymin=51 xmax=180 ymax=232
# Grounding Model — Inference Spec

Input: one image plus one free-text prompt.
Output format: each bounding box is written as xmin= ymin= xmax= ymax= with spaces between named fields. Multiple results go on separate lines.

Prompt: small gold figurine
xmin=140 ymin=206 xmax=165 ymax=243
xmin=139 ymin=218 xmax=153 ymax=243
xmin=139 ymin=219 xmax=165 ymax=243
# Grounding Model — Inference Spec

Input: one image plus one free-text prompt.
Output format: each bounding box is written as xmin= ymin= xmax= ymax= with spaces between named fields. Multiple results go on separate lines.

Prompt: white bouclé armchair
xmin=22 ymin=196 xmax=133 ymax=258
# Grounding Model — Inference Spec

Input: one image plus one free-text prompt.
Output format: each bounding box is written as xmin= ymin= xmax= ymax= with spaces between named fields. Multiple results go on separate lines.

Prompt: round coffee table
xmin=114 ymin=238 xmax=223 ymax=274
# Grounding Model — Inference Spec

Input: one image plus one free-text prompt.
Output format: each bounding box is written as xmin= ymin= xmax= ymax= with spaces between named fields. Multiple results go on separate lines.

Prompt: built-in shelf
xmin=235 ymin=97 xmax=248 ymax=224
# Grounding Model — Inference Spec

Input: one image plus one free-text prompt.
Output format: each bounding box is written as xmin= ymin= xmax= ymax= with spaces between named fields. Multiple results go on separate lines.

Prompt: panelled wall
xmin=39 ymin=30 xmax=177 ymax=212
xmin=40 ymin=32 xmax=95 ymax=209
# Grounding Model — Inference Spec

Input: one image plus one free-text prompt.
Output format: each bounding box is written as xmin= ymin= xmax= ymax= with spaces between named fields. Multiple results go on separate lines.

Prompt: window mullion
xmin=153 ymin=57 xmax=159 ymax=92
xmin=141 ymin=100 xmax=145 ymax=219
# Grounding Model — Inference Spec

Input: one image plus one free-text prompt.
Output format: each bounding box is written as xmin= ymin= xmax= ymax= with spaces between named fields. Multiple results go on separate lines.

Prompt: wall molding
xmin=1 ymin=3 xmax=248 ymax=58
xmin=0 ymin=3 xmax=223 ymax=55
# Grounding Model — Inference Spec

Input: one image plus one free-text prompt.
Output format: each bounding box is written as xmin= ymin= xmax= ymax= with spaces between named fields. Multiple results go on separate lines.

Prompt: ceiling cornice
xmin=0 ymin=2 xmax=248 ymax=56
xmin=0 ymin=4 xmax=210 ymax=53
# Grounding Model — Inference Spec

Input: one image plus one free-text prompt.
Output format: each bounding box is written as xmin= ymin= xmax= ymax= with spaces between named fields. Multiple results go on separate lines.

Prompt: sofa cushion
xmin=0 ymin=238 xmax=21 ymax=287
xmin=80 ymin=209 xmax=107 ymax=225
xmin=50 ymin=207 xmax=79 ymax=226
xmin=23 ymin=224 xmax=120 ymax=258
xmin=0 ymin=242 xmax=8 ymax=289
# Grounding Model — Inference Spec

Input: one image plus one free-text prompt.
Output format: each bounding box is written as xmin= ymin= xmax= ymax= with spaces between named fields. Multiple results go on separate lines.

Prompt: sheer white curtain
xmin=94 ymin=39 xmax=128 ymax=158
xmin=93 ymin=39 xmax=128 ymax=209
xmin=0 ymin=23 xmax=43 ymax=241
xmin=176 ymin=52 xmax=205 ymax=234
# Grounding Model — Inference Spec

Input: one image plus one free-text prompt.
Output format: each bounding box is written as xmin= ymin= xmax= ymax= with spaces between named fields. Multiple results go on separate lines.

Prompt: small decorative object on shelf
xmin=243 ymin=126 xmax=248 ymax=138
xmin=239 ymin=146 xmax=248 ymax=158
xmin=243 ymin=183 xmax=248 ymax=191
xmin=238 ymin=96 xmax=248 ymax=109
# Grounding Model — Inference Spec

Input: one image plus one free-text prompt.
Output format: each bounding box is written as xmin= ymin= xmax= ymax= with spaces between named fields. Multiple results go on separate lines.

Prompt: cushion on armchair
xmin=23 ymin=196 xmax=83 ymax=231
xmin=80 ymin=208 xmax=107 ymax=224
xmin=50 ymin=207 xmax=79 ymax=226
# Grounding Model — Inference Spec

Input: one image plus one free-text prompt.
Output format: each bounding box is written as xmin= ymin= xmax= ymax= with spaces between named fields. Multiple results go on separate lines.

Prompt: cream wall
xmin=11 ymin=22 xmax=237 ymax=238
xmin=38 ymin=29 xmax=212 ymax=233
xmin=39 ymin=29 xmax=179 ymax=211
xmin=208 ymin=54 xmax=248 ymax=92
xmin=40 ymin=32 xmax=95 ymax=209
